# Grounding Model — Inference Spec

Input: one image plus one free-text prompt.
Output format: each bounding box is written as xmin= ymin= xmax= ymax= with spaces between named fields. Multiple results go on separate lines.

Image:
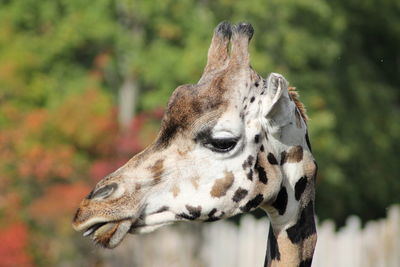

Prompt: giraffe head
xmin=72 ymin=22 xmax=312 ymax=249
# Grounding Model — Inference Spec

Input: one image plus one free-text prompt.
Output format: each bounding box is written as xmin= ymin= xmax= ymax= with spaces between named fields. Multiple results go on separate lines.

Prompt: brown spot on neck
xmin=210 ymin=171 xmax=234 ymax=198
xmin=301 ymin=234 xmax=317 ymax=261
xmin=170 ymin=184 xmax=180 ymax=198
xmin=149 ymin=159 xmax=164 ymax=183
xmin=191 ymin=176 xmax=200 ymax=190
xmin=281 ymin=146 xmax=303 ymax=164
xmin=126 ymin=146 xmax=152 ymax=168
xmin=303 ymin=151 xmax=318 ymax=181
xmin=135 ymin=183 xmax=141 ymax=191
xmin=272 ymin=230 xmax=302 ymax=267
xmin=178 ymin=148 xmax=189 ymax=157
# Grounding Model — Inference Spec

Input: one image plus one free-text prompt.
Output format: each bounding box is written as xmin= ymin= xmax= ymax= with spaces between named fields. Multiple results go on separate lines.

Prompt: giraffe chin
xmin=128 ymin=222 xmax=172 ymax=234
xmin=92 ymin=219 xmax=132 ymax=249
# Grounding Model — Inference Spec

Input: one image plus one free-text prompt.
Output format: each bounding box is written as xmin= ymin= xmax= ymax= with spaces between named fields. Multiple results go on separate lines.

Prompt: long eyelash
xmin=205 ymin=137 xmax=238 ymax=153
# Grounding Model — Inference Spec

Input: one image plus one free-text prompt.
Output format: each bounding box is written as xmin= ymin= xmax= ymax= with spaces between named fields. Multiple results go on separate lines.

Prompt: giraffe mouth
xmin=82 ymin=222 xmax=107 ymax=237
xmin=82 ymin=219 xmax=132 ymax=248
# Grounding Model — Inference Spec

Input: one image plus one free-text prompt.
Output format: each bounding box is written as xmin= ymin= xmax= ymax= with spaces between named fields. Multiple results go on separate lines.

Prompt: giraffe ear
xmin=262 ymin=73 xmax=291 ymax=119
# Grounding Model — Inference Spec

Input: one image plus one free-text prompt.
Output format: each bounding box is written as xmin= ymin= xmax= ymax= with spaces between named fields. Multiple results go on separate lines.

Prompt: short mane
xmin=288 ymin=87 xmax=308 ymax=122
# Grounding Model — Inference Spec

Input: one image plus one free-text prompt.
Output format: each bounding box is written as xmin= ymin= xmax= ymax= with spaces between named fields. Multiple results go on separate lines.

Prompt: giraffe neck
xmin=264 ymin=201 xmax=317 ymax=267
xmin=261 ymin=133 xmax=318 ymax=267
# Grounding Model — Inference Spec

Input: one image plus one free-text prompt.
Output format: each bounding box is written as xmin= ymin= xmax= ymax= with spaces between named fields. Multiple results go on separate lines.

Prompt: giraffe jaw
xmin=128 ymin=221 xmax=172 ymax=234
xmin=81 ymin=219 xmax=133 ymax=248
xmin=129 ymin=210 xmax=176 ymax=234
xmin=78 ymin=210 xmax=176 ymax=248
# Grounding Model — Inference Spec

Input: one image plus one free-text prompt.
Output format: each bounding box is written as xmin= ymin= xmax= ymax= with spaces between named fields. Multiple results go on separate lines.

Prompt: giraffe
xmin=72 ymin=22 xmax=318 ymax=267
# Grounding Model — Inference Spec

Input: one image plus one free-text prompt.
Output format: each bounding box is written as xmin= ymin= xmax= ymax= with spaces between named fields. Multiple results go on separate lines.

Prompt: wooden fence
xmin=100 ymin=205 xmax=400 ymax=267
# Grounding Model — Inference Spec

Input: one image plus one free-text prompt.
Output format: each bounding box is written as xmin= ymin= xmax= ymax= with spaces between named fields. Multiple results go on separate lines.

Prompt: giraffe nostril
xmin=73 ymin=208 xmax=81 ymax=222
xmin=88 ymin=183 xmax=118 ymax=200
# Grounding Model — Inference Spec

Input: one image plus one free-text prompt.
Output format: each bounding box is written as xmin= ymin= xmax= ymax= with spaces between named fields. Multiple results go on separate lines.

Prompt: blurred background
xmin=0 ymin=0 xmax=399 ymax=266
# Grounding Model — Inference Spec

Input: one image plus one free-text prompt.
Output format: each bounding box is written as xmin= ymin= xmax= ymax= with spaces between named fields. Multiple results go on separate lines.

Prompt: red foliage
xmin=151 ymin=107 xmax=165 ymax=120
xmin=0 ymin=81 xmax=165 ymax=264
xmin=29 ymin=183 xmax=91 ymax=223
xmin=54 ymin=89 xmax=118 ymax=153
xmin=18 ymin=145 xmax=75 ymax=181
xmin=89 ymin=110 xmax=162 ymax=181
xmin=0 ymin=193 xmax=22 ymax=222
xmin=23 ymin=109 xmax=47 ymax=133
xmin=0 ymin=222 xmax=33 ymax=267
xmin=89 ymin=158 xmax=127 ymax=183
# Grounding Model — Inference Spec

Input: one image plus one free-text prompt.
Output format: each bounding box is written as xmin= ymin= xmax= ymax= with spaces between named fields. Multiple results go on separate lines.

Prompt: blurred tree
xmin=0 ymin=222 xmax=33 ymax=267
xmin=315 ymin=0 xmax=400 ymax=226
xmin=0 ymin=0 xmax=150 ymax=265
xmin=0 ymin=0 xmax=399 ymax=265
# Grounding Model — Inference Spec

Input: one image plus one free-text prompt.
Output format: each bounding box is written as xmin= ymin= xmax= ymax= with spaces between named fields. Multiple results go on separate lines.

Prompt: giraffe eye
xmin=205 ymin=138 xmax=238 ymax=153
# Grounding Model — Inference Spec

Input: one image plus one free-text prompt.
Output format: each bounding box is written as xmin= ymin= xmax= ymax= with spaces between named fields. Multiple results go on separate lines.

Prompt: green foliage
xmin=315 ymin=0 xmax=400 ymax=226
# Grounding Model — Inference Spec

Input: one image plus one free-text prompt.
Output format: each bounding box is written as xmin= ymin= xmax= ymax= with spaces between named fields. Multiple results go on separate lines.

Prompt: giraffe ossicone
xmin=72 ymin=21 xmax=318 ymax=267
